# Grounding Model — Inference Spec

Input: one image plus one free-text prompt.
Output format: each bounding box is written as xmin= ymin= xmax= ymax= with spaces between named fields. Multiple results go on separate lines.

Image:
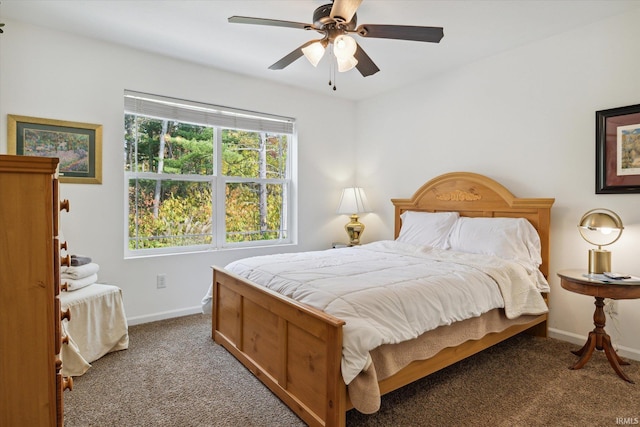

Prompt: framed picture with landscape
xmin=7 ymin=115 xmax=102 ymax=184
xmin=596 ymin=104 xmax=640 ymax=194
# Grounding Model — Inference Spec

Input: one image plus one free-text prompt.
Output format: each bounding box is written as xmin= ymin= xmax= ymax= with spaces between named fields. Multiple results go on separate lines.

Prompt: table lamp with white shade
xmin=336 ymin=187 xmax=371 ymax=246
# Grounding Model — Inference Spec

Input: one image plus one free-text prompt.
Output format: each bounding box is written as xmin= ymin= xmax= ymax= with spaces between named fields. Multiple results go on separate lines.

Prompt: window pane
xmin=124 ymin=115 xmax=214 ymax=175
xmin=124 ymin=92 xmax=294 ymax=255
xmin=129 ymin=178 xmax=212 ymax=249
xmin=222 ymin=130 xmax=288 ymax=178
xmin=225 ymin=182 xmax=287 ymax=242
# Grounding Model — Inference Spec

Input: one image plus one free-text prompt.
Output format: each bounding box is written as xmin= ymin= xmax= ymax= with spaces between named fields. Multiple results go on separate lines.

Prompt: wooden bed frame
xmin=211 ymin=172 xmax=555 ymax=427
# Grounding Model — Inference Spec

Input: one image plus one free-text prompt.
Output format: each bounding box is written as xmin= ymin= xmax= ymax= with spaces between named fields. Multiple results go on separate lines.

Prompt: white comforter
xmin=217 ymin=240 xmax=549 ymax=384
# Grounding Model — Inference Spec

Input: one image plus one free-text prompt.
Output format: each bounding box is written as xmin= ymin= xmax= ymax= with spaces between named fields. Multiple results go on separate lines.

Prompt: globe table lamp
xmin=578 ymin=208 xmax=623 ymax=274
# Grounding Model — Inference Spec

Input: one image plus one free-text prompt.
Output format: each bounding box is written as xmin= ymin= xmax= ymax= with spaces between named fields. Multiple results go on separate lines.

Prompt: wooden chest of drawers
xmin=0 ymin=154 xmax=72 ymax=426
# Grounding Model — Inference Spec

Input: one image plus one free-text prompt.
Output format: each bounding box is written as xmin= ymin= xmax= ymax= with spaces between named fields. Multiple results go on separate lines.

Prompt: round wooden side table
xmin=558 ymin=269 xmax=640 ymax=383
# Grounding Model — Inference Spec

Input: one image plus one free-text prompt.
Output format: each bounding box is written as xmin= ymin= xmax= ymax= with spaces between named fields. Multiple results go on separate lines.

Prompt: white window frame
xmin=124 ymin=90 xmax=296 ymax=258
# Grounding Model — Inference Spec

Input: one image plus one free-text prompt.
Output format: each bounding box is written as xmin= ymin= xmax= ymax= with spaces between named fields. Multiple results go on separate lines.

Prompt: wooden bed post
xmin=325 ymin=324 xmax=346 ymax=427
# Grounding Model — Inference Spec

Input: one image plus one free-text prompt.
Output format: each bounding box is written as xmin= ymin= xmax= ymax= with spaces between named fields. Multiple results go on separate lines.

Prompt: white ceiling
xmin=2 ymin=0 xmax=639 ymax=101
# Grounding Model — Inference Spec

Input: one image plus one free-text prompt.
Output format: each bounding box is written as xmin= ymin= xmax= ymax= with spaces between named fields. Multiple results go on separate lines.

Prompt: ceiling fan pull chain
xmin=329 ymin=47 xmax=337 ymax=91
xmin=329 ymin=53 xmax=336 ymax=90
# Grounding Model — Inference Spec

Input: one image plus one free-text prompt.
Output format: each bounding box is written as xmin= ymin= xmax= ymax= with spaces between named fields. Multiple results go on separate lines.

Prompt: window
xmin=124 ymin=91 xmax=295 ymax=257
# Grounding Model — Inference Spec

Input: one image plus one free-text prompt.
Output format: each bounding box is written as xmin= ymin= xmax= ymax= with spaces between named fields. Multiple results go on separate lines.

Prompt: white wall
xmin=355 ymin=9 xmax=640 ymax=360
xmin=0 ymin=20 xmax=356 ymax=324
xmin=2 ymin=9 xmax=639 ymax=360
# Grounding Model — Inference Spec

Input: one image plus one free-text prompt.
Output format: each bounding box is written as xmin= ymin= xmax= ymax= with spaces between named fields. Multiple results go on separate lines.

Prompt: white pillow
xmin=447 ymin=217 xmax=542 ymax=269
xmin=396 ymin=211 xmax=459 ymax=249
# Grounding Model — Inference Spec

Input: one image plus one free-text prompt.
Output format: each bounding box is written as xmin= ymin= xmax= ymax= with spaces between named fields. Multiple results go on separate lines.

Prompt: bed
xmin=209 ymin=172 xmax=554 ymax=427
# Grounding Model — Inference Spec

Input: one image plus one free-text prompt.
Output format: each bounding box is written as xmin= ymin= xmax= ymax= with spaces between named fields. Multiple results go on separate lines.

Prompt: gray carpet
xmin=64 ymin=314 xmax=639 ymax=426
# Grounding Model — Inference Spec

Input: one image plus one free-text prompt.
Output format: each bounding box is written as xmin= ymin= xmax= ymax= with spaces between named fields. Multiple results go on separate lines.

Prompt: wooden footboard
xmin=211 ymin=266 xmax=347 ymax=427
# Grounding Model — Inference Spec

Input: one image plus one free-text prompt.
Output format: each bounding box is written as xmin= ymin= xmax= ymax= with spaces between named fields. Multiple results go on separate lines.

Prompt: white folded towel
xmin=61 ymin=263 xmax=100 ymax=280
xmin=61 ymin=274 xmax=98 ymax=292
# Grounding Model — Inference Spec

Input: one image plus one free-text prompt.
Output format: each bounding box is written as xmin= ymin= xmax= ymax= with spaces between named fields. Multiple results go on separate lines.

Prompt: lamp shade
xmin=302 ymin=40 xmax=327 ymax=67
xmin=333 ymin=35 xmax=357 ymax=60
xmin=337 ymin=56 xmax=358 ymax=72
xmin=336 ymin=187 xmax=371 ymax=214
xmin=578 ymin=208 xmax=623 ymax=248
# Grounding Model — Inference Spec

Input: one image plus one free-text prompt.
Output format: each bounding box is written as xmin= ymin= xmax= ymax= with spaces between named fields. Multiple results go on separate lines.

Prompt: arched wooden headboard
xmin=391 ymin=172 xmax=555 ymax=278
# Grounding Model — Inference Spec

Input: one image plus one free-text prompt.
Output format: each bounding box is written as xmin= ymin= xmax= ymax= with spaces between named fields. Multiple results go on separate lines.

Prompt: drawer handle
xmin=63 ymin=376 xmax=73 ymax=391
xmin=62 ymin=336 xmax=69 ymax=345
xmin=61 ymin=255 xmax=71 ymax=267
xmin=60 ymin=308 xmax=71 ymax=322
xmin=60 ymin=199 xmax=70 ymax=212
xmin=60 ymin=282 xmax=69 ymax=292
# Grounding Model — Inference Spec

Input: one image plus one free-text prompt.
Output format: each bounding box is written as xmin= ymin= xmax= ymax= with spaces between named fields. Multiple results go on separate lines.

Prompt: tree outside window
xmin=124 ymin=91 xmax=294 ymax=256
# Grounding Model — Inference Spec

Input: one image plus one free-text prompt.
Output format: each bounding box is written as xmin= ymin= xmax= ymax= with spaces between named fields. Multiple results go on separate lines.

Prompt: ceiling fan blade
xmin=229 ymin=16 xmax=310 ymax=30
xmin=356 ymin=24 xmax=444 ymax=43
xmin=268 ymin=40 xmax=321 ymax=70
xmin=330 ymin=0 xmax=363 ymax=23
xmin=354 ymin=43 xmax=380 ymax=77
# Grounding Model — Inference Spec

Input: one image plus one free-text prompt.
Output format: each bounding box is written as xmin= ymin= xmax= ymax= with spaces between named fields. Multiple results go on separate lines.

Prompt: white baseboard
xmin=548 ymin=328 xmax=640 ymax=362
xmin=127 ymin=305 xmax=204 ymax=326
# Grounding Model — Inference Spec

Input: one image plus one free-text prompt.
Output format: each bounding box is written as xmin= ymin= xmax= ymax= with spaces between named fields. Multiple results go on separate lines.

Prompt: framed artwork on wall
xmin=7 ymin=115 xmax=102 ymax=184
xmin=596 ymin=104 xmax=640 ymax=194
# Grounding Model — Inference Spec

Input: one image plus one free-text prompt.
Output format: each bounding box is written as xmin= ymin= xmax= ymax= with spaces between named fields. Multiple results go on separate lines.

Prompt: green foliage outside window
xmin=128 ymin=179 xmax=212 ymax=249
xmin=225 ymin=182 xmax=284 ymax=243
xmin=125 ymin=115 xmax=289 ymax=251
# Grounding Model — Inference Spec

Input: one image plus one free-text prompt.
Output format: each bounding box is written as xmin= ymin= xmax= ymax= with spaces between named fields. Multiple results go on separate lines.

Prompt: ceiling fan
xmin=228 ymin=0 xmax=444 ymax=78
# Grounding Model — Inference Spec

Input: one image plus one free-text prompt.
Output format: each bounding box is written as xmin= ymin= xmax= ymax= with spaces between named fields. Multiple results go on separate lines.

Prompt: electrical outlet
xmin=157 ymin=273 xmax=167 ymax=289
xmin=604 ymin=299 xmax=618 ymax=316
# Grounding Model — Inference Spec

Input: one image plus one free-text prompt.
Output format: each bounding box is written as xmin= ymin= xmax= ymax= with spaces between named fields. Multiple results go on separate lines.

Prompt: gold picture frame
xmin=7 ymin=115 xmax=102 ymax=184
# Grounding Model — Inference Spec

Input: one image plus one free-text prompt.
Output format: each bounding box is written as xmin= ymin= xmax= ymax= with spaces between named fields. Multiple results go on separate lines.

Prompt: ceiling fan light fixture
xmin=333 ymin=34 xmax=357 ymax=60
xmin=302 ymin=40 xmax=326 ymax=67
xmin=337 ymin=55 xmax=358 ymax=72
xmin=230 ymin=1 xmax=444 ymax=80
